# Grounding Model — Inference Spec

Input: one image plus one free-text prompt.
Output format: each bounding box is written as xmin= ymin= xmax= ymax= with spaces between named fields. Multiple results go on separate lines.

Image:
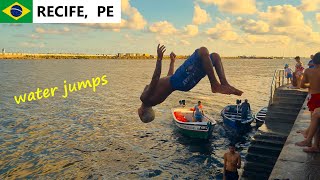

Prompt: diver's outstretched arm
xmin=140 ymin=44 xmax=166 ymax=101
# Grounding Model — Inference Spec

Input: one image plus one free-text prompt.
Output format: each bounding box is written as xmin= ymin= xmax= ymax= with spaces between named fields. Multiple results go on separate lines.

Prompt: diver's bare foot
xmin=229 ymin=86 xmax=243 ymax=96
xmin=211 ymin=84 xmax=233 ymax=95
xmin=295 ymin=140 xmax=312 ymax=147
xmin=303 ymin=146 xmax=320 ymax=153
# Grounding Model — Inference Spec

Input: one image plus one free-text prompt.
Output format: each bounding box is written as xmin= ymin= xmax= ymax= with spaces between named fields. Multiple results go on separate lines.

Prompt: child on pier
xmin=295 ymin=52 xmax=320 ymax=153
xmin=284 ymin=64 xmax=293 ymax=84
xmin=138 ymin=44 xmax=243 ymax=123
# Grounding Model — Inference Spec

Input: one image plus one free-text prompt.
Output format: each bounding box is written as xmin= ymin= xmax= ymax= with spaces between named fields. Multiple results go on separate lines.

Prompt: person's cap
xmin=285 ymin=64 xmax=289 ymax=67
xmin=294 ymin=56 xmax=300 ymax=60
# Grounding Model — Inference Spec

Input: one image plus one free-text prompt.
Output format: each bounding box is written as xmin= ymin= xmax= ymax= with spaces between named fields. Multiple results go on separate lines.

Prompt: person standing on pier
xmin=223 ymin=143 xmax=241 ymax=180
xmin=294 ymin=56 xmax=305 ymax=88
xmin=284 ymin=64 xmax=293 ymax=84
xmin=295 ymin=52 xmax=320 ymax=153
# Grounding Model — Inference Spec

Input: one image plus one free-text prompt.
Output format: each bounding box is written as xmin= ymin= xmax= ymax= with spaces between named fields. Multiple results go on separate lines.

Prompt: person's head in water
xmin=198 ymin=101 xmax=201 ymax=105
xmin=313 ymin=52 xmax=320 ymax=65
xmin=138 ymin=105 xmax=155 ymax=123
xmin=229 ymin=143 xmax=236 ymax=153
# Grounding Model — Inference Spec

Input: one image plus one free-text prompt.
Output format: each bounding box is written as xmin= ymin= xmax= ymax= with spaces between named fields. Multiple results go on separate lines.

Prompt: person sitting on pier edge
xmin=240 ymin=99 xmax=251 ymax=120
xmin=224 ymin=143 xmax=241 ymax=180
xmin=138 ymin=44 xmax=243 ymax=123
xmin=295 ymin=52 xmax=320 ymax=153
xmin=193 ymin=101 xmax=204 ymax=122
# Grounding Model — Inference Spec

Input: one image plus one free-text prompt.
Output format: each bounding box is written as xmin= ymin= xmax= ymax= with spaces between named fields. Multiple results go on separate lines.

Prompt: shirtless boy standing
xmin=224 ymin=144 xmax=241 ymax=180
xmin=138 ymin=44 xmax=243 ymax=123
xmin=295 ymin=52 xmax=320 ymax=153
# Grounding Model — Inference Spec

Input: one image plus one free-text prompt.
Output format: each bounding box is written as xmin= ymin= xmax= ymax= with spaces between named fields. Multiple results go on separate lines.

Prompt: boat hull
xmin=172 ymin=108 xmax=216 ymax=139
xmin=174 ymin=120 xmax=213 ymax=139
xmin=221 ymin=105 xmax=254 ymax=132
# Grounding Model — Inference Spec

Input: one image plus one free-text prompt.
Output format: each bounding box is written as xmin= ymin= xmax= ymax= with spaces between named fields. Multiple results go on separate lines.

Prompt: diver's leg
xmin=211 ymin=53 xmax=243 ymax=96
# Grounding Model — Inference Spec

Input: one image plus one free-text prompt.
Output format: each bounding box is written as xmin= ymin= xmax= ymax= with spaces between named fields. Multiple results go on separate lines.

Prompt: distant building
xmin=2 ymin=48 xmax=5 ymax=54
xmin=126 ymin=53 xmax=136 ymax=57
xmin=118 ymin=53 xmax=125 ymax=57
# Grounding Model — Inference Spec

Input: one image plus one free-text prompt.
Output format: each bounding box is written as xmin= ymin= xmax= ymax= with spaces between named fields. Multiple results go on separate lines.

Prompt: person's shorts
xmin=225 ymin=170 xmax=239 ymax=180
xmin=307 ymin=94 xmax=320 ymax=112
xmin=286 ymin=73 xmax=292 ymax=78
xmin=170 ymin=49 xmax=215 ymax=91
xmin=194 ymin=115 xmax=202 ymax=122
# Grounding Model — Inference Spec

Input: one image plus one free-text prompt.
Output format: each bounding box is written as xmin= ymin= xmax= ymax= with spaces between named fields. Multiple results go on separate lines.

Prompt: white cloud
xmin=234 ymin=17 xmax=269 ymax=34
xmin=180 ymin=40 xmax=191 ymax=45
xmin=298 ymin=0 xmax=320 ymax=11
xmin=149 ymin=21 xmax=178 ymax=35
xmin=35 ymin=27 xmax=70 ymax=34
xmin=193 ymin=4 xmax=211 ymax=25
xmin=200 ymin=0 xmax=257 ymax=14
xmin=183 ymin=25 xmax=199 ymax=36
xmin=206 ymin=20 xmax=238 ymax=41
xmin=80 ymin=0 xmax=147 ymax=30
xmin=257 ymin=5 xmax=320 ymax=45
xmin=259 ymin=5 xmax=304 ymax=27
xmin=20 ymin=42 xmax=45 ymax=48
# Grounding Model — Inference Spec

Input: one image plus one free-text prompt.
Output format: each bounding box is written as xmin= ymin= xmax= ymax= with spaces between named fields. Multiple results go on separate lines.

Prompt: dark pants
xmin=241 ymin=110 xmax=248 ymax=120
xmin=225 ymin=170 xmax=239 ymax=180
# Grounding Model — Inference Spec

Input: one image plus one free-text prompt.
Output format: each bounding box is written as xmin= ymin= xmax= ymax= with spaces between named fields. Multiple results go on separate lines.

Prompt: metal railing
xmin=269 ymin=69 xmax=285 ymax=105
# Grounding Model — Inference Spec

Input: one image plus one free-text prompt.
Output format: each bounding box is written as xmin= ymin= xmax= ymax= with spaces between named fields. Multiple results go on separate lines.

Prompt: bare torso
xmin=141 ymin=76 xmax=174 ymax=107
xmin=306 ymin=67 xmax=320 ymax=94
xmin=224 ymin=152 xmax=240 ymax=172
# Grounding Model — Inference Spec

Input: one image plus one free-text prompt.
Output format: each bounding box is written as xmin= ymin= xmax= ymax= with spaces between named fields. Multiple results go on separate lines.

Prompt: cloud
xmin=200 ymin=0 xmax=257 ymax=14
xmin=259 ymin=5 xmax=304 ymax=27
xmin=206 ymin=20 xmax=238 ymax=41
xmin=317 ymin=13 xmax=320 ymax=24
xmin=183 ymin=25 xmax=199 ymax=36
xmin=20 ymin=42 xmax=45 ymax=48
xmin=192 ymin=4 xmax=211 ymax=25
xmin=257 ymin=5 xmax=320 ymax=45
xmin=180 ymin=40 xmax=191 ymax=46
xmin=35 ymin=27 xmax=71 ymax=34
xmin=298 ymin=0 xmax=320 ymax=11
xmin=241 ymin=34 xmax=291 ymax=45
xmin=149 ymin=21 xmax=178 ymax=35
xmin=234 ymin=17 xmax=269 ymax=34
xmin=30 ymin=34 xmax=41 ymax=39
xmin=80 ymin=0 xmax=147 ymax=30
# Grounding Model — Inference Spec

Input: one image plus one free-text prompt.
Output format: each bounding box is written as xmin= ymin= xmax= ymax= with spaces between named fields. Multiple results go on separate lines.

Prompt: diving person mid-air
xmin=138 ymin=44 xmax=243 ymax=123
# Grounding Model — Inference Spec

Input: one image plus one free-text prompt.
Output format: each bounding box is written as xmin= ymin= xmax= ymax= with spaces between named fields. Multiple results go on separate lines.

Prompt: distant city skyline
xmin=0 ymin=0 xmax=319 ymax=57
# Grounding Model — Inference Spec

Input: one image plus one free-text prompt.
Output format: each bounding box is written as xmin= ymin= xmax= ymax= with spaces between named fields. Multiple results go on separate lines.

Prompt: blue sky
xmin=0 ymin=0 xmax=319 ymax=56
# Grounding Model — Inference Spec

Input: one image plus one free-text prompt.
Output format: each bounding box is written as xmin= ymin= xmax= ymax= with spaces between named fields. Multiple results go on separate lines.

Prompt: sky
xmin=0 ymin=0 xmax=319 ymax=56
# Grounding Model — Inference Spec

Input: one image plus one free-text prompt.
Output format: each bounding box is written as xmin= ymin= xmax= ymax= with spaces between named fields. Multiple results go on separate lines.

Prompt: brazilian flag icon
xmin=0 ymin=0 xmax=32 ymax=23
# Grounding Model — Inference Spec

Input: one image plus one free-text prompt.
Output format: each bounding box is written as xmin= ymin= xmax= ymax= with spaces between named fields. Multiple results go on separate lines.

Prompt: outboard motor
xmin=179 ymin=100 xmax=186 ymax=107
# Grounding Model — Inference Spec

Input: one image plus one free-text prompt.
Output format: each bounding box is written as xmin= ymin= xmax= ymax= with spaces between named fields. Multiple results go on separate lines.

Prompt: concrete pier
xmin=269 ymin=99 xmax=320 ymax=180
xmin=242 ymin=86 xmax=308 ymax=179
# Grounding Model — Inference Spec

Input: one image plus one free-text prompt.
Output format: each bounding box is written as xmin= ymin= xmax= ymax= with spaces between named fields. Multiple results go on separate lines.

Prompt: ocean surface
xmin=0 ymin=58 xmax=309 ymax=179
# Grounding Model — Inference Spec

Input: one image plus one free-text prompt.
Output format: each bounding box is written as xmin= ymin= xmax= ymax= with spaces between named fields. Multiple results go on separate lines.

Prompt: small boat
xmin=221 ymin=105 xmax=254 ymax=132
xmin=172 ymin=107 xmax=216 ymax=139
xmin=255 ymin=107 xmax=268 ymax=123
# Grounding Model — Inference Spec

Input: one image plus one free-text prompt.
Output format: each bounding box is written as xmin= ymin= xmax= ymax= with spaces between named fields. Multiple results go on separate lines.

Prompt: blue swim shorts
xmin=286 ymin=73 xmax=293 ymax=78
xmin=170 ymin=49 xmax=215 ymax=91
